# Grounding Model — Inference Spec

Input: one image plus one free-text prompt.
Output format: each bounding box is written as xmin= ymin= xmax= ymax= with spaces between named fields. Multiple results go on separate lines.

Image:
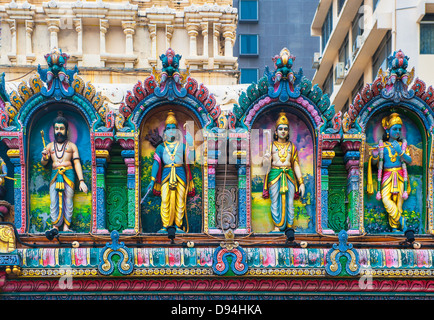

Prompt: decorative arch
xmin=114 ymin=48 xmax=223 ymax=234
xmin=231 ymin=47 xmax=343 ymax=236
xmin=342 ymin=50 xmax=434 ymax=235
xmin=0 ymin=48 xmax=114 ymax=234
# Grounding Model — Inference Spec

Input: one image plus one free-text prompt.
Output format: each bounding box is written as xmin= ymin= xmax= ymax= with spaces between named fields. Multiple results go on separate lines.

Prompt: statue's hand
xmin=391 ymin=140 xmax=402 ymax=154
xmin=299 ymin=183 xmax=305 ymax=198
xmin=147 ymin=180 xmax=155 ymax=193
xmin=79 ymin=181 xmax=88 ymax=193
xmin=371 ymin=147 xmax=379 ymax=158
xmin=41 ymin=149 xmax=49 ymax=161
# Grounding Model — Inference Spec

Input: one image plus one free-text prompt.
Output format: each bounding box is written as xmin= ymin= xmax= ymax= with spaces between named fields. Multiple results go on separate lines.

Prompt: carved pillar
xmin=25 ymin=20 xmax=35 ymax=63
xmin=73 ymin=19 xmax=83 ymax=66
xmin=6 ymin=20 xmax=17 ymax=63
xmin=222 ymin=26 xmax=235 ymax=58
xmin=187 ymin=24 xmax=199 ymax=57
xmin=166 ymin=24 xmax=174 ymax=50
xmin=118 ymin=134 xmax=138 ymax=233
xmin=201 ymin=22 xmax=209 ymax=57
xmin=342 ymin=136 xmax=362 ymax=234
xmin=123 ymin=21 xmax=136 ymax=68
xmin=100 ymin=20 xmax=108 ymax=54
xmin=47 ymin=19 xmax=60 ymax=49
xmin=148 ymin=24 xmax=157 ymax=66
xmin=213 ymin=23 xmax=221 ymax=58
xmin=94 ymin=135 xmax=113 ymax=234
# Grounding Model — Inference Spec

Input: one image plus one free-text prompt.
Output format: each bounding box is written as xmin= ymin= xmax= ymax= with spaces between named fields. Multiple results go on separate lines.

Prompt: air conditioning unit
xmin=312 ymin=52 xmax=321 ymax=69
xmin=335 ymin=62 xmax=345 ymax=84
xmin=354 ymin=35 xmax=365 ymax=52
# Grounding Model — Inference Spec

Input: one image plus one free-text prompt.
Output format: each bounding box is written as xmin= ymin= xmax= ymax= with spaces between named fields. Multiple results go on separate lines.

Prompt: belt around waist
xmin=164 ymin=164 xmax=183 ymax=168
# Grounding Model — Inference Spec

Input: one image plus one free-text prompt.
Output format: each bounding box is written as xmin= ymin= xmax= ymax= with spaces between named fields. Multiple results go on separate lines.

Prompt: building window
xmin=239 ymin=0 xmax=258 ymax=22
xmin=321 ymin=5 xmax=333 ymax=52
xmin=239 ymin=34 xmax=259 ymax=55
xmin=323 ymin=68 xmax=334 ymax=96
xmin=338 ymin=0 xmax=346 ymax=15
xmin=372 ymin=31 xmax=391 ymax=80
xmin=420 ymin=14 xmax=434 ymax=54
xmin=339 ymin=35 xmax=350 ymax=67
xmin=351 ymin=5 xmax=364 ymax=54
xmin=240 ymin=68 xmax=258 ymax=84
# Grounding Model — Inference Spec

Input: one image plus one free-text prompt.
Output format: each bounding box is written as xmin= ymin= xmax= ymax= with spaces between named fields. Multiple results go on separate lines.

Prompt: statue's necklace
xmin=384 ymin=141 xmax=398 ymax=162
xmin=164 ymin=141 xmax=179 ymax=161
xmin=54 ymin=140 xmax=68 ymax=163
xmin=274 ymin=141 xmax=290 ymax=163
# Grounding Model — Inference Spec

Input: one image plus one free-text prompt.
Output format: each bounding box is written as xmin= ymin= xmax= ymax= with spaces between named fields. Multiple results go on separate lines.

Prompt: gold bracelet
xmin=150 ymin=176 xmax=155 ymax=181
xmin=399 ymin=150 xmax=405 ymax=156
xmin=298 ymin=177 xmax=304 ymax=185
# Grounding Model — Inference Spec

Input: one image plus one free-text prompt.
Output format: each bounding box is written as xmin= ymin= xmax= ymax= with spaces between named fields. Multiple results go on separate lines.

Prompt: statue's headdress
xmin=165 ymin=110 xmax=178 ymax=126
xmin=275 ymin=112 xmax=289 ymax=128
xmin=382 ymin=112 xmax=403 ymax=130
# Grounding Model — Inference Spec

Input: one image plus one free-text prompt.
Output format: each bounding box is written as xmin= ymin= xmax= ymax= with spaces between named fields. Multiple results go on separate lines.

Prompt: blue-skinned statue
xmin=367 ymin=113 xmax=412 ymax=231
xmin=143 ymin=111 xmax=195 ymax=233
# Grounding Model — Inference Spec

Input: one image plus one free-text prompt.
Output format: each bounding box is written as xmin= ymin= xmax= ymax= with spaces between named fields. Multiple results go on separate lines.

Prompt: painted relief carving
xmin=41 ymin=112 xmax=89 ymax=233
xmin=262 ymin=112 xmax=306 ymax=232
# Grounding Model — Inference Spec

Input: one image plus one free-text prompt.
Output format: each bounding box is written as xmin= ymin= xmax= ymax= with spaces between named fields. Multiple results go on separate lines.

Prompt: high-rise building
xmin=311 ymin=0 xmax=434 ymax=112
xmin=233 ymin=0 xmax=320 ymax=84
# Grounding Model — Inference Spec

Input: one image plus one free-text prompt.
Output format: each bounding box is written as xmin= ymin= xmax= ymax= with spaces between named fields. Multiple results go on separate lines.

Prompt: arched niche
xmin=138 ymin=104 xmax=204 ymax=233
xmin=249 ymin=104 xmax=317 ymax=234
xmin=26 ymin=102 xmax=92 ymax=233
xmin=361 ymin=106 xmax=428 ymax=234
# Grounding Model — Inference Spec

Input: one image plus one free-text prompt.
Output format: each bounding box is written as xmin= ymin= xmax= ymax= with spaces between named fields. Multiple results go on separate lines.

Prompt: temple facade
xmin=0 ymin=0 xmax=434 ymax=302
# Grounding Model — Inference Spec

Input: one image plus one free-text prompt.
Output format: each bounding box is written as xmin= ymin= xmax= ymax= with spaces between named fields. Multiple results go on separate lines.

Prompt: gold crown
xmin=276 ymin=112 xmax=289 ymax=128
xmin=382 ymin=112 xmax=403 ymax=130
xmin=165 ymin=110 xmax=178 ymax=126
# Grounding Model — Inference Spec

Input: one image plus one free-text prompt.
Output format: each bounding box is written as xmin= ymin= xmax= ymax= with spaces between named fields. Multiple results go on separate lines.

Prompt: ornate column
xmin=166 ymin=24 xmax=174 ymax=50
xmin=118 ymin=133 xmax=138 ymax=233
xmin=100 ymin=20 xmax=109 ymax=54
xmin=73 ymin=19 xmax=83 ymax=66
xmin=213 ymin=23 xmax=221 ymax=58
xmin=25 ymin=20 xmax=35 ymax=63
xmin=187 ymin=24 xmax=199 ymax=57
xmin=201 ymin=22 xmax=209 ymax=57
xmin=6 ymin=20 xmax=17 ymax=64
xmin=99 ymin=19 xmax=109 ymax=67
xmin=222 ymin=25 xmax=235 ymax=58
xmin=122 ymin=21 xmax=136 ymax=55
xmin=148 ymin=24 xmax=157 ymax=66
xmin=47 ymin=19 xmax=60 ymax=50
xmin=94 ymin=134 xmax=113 ymax=234
xmin=342 ymin=136 xmax=362 ymax=234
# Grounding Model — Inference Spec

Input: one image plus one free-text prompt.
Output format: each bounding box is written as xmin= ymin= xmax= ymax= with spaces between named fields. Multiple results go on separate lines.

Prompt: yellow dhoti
xmin=160 ymin=164 xmax=187 ymax=229
xmin=381 ymin=168 xmax=410 ymax=230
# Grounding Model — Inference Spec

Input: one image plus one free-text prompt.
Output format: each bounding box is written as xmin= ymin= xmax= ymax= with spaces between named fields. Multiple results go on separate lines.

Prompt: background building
xmin=233 ymin=0 xmax=320 ymax=84
xmin=311 ymin=0 xmax=434 ymax=112
xmin=0 ymin=0 xmax=239 ymax=111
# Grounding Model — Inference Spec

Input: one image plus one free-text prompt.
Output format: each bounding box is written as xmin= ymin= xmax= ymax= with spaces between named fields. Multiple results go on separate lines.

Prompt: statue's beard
xmin=55 ymin=132 xmax=67 ymax=143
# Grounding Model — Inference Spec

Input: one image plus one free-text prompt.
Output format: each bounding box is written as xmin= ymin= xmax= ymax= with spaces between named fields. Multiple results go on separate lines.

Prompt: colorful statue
xmin=143 ymin=111 xmax=195 ymax=233
xmin=262 ymin=112 xmax=305 ymax=232
xmin=41 ymin=112 xmax=89 ymax=232
xmin=367 ymin=113 xmax=411 ymax=231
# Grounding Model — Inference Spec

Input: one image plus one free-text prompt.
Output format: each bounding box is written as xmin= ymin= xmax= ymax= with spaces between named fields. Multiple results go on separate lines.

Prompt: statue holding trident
xmin=262 ymin=112 xmax=305 ymax=232
xmin=41 ymin=112 xmax=89 ymax=233
xmin=367 ymin=112 xmax=412 ymax=232
xmin=143 ymin=111 xmax=195 ymax=233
